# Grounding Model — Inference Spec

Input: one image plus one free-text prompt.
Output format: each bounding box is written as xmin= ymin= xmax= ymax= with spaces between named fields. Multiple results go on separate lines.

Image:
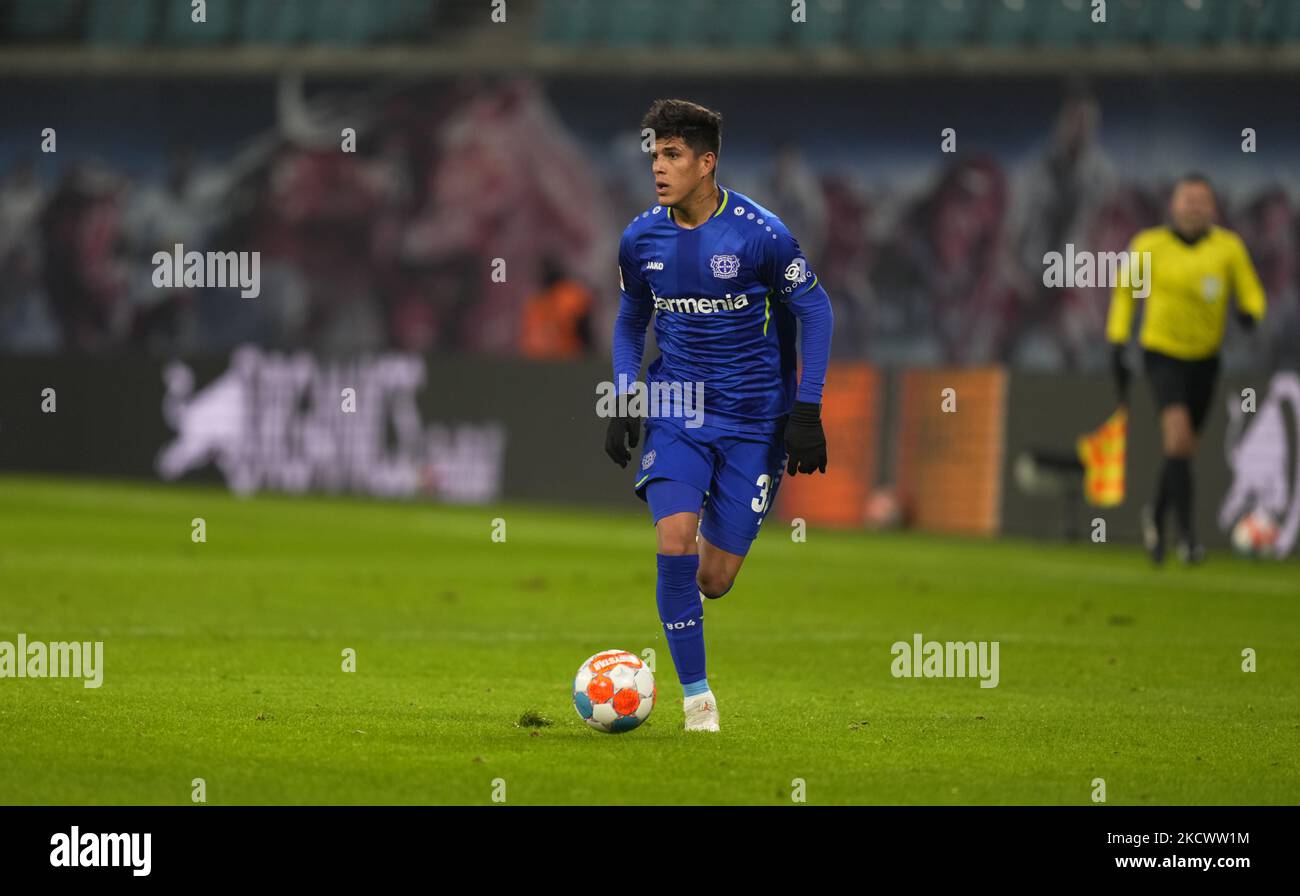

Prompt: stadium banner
xmin=3 ymin=352 xmax=1296 ymax=555
xmin=775 ymin=361 xmax=882 ymax=528
xmin=1219 ymin=370 xmax=1300 ymax=559
xmin=895 ymin=368 xmax=1008 ymax=536
xmin=1000 ymin=368 xmax=1300 ymax=557
xmin=0 ymin=349 xmax=624 ymax=508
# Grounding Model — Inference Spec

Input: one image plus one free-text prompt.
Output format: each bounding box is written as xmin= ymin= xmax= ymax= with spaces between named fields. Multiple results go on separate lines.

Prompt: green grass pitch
xmin=1 ymin=474 xmax=1296 ymax=805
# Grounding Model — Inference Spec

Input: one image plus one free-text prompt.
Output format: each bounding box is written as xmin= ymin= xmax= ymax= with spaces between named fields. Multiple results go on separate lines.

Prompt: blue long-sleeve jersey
xmin=612 ymin=185 xmax=834 ymax=436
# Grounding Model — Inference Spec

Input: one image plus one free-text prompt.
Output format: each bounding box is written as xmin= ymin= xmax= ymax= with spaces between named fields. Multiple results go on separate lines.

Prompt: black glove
xmin=1235 ymin=308 xmax=1258 ymax=331
xmin=1110 ymin=343 xmax=1130 ymax=405
xmin=604 ymin=406 xmax=642 ymax=468
xmin=784 ymin=401 xmax=827 ymax=475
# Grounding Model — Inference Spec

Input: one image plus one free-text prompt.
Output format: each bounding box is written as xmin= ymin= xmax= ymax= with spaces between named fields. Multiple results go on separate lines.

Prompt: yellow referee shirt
xmin=1106 ymin=225 xmax=1266 ymax=360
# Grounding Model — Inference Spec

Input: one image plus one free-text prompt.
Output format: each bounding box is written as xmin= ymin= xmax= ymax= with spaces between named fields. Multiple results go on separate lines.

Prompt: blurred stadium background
xmin=1 ymin=0 xmax=1297 ymax=555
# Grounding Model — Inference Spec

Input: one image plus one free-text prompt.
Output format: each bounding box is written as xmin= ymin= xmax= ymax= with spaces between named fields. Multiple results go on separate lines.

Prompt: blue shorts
xmin=633 ymin=417 xmax=788 ymax=556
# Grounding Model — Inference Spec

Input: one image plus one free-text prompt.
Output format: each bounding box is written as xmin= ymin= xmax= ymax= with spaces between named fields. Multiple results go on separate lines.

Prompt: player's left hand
xmin=604 ymin=412 xmax=642 ymax=468
xmin=784 ymin=401 xmax=827 ymax=475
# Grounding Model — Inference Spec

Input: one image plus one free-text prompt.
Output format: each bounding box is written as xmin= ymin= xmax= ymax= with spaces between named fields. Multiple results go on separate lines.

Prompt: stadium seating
xmin=87 ymin=0 xmax=158 ymax=47
xmin=9 ymin=0 xmax=80 ymax=39
xmin=1158 ymin=0 xmax=1226 ymax=47
xmin=537 ymin=0 xmax=602 ymax=47
xmin=311 ymin=0 xmax=386 ymax=47
xmin=983 ymin=0 xmax=1041 ymax=47
xmin=604 ymin=0 xmax=663 ymax=49
xmin=717 ymin=0 xmax=786 ymax=49
xmin=1038 ymin=0 xmax=1099 ymax=47
xmin=1106 ymin=0 xmax=1158 ymax=47
xmin=793 ymin=0 xmax=849 ymax=49
xmin=240 ymin=0 xmax=309 ymax=46
xmin=1231 ymin=0 xmax=1294 ymax=45
xmin=3 ymin=0 xmax=1298 ymax=52
xmin=850 ymin=0 xmax=915 ymax=51
xmin=917 ymin=0 xmax=979 ymax=50
xmin=164 ymin=0 xmax=237 ymax=45
xmin=662 ymin=0 xmax=728 ymax=48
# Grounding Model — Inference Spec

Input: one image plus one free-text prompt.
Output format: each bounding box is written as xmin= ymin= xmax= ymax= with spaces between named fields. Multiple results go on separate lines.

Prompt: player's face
xmin=650 ymin=136 xmax=713 ymax=206
xmin=1171 ymin=181 xmax=1216 ymax=236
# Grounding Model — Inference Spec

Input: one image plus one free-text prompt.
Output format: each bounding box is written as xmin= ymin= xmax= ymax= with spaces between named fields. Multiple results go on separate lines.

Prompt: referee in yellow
xmin=1106 ymin=173 xmax=1266 ymax=564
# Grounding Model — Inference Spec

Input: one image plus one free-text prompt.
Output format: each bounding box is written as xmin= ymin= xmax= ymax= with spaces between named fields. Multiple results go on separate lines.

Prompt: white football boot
xmin=683 ymin=691 xmax=720 ymax=732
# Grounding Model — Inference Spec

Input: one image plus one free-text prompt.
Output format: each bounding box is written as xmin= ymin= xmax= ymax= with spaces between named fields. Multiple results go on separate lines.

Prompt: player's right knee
xmin=655 ymin=513 xmax=699 ymax=555
xmin=657 ymin=532 xmax=697 ymax=555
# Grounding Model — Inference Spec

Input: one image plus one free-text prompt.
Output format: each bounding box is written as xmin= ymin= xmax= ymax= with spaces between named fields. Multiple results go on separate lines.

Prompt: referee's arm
xmin=1229 ymin=234 xmax=1267 ymax=329
xmin=1104 ymin=237 xmax=1142 ymax=406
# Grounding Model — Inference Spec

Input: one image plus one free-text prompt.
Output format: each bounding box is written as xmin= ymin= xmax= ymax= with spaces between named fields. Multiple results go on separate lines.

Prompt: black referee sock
xmin=1165 ymin=457 xmax=1193 ymax=544
xmin=1153 ymin=458 xmax=1173 ymax=533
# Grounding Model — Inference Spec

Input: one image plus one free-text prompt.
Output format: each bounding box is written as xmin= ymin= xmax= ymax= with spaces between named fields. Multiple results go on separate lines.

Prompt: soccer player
xmin=1106 ymin=173 xmax=1266 ymax=564
xmin=603 ymin=99 xmax=833 ymax=732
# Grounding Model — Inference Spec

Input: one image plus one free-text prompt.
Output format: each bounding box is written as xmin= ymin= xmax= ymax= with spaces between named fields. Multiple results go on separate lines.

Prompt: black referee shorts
xmin=1143 ymin=348 xmax=1220 ymax=432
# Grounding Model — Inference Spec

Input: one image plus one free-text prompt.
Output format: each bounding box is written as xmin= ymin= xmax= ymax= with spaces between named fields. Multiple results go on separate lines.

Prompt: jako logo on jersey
xmin=709 ymin=254 xmax=740 ymax=279
xmin=644 ymin=261 xmax=664 ymax=271
xmin=653 ymin=294 xmax=750 ymax=313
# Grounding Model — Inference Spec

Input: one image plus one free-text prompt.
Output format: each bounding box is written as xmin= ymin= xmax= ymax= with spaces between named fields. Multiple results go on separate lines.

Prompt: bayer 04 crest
xmin=709 ymin=253 xmax=740 ymax=279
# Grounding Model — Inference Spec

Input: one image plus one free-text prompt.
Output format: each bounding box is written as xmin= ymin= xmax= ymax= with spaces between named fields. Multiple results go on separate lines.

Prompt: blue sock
xmin=683 ymin=678 xmax=711 ymax=698
xmin=656 ymin=553 xmax=706 ymax=689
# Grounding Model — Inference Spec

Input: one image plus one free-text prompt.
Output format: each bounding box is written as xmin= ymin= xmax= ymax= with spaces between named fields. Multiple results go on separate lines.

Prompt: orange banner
xmin=894 ymin=368 xmax=1007 ymax=535
xmin=776 ymin=362 xmax=881 ymax=528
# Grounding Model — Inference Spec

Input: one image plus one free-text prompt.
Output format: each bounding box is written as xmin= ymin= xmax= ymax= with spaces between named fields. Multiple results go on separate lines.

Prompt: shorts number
xmin=751 ymin=474 xmax=772 ymax=513
xmin=664 ymin=619 xmax=697 ymax=630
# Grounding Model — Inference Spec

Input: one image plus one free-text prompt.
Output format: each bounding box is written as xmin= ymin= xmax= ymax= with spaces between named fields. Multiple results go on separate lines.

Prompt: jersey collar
xmin=1169 ymin=224 xmax=1211 ymax=247
xmin=667 ymin=186 xmax=729 ymax=228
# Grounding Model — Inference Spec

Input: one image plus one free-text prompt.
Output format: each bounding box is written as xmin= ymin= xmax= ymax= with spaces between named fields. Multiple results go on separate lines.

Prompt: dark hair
xmin=641 ymin=99 xmax=723 ymax=159
xmin=1176 ymin=172 xmax=1214 ymax=190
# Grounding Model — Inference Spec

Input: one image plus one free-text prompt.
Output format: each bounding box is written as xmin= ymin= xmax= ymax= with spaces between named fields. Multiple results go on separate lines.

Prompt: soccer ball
xmin=573 ymin=650 xmax=656 ymax=733
xmin=1232 ymin=508 xmax=1279 ymax=558
xmin=864 ymin=486 xmax=903 ymax=530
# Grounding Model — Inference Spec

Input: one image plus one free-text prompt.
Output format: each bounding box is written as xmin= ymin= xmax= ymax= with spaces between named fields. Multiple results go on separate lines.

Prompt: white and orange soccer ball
xmin=572 ymin=650 xmax=656 ymax=733
xmin=1232 ymin=508 xmax=1279 ymax=558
